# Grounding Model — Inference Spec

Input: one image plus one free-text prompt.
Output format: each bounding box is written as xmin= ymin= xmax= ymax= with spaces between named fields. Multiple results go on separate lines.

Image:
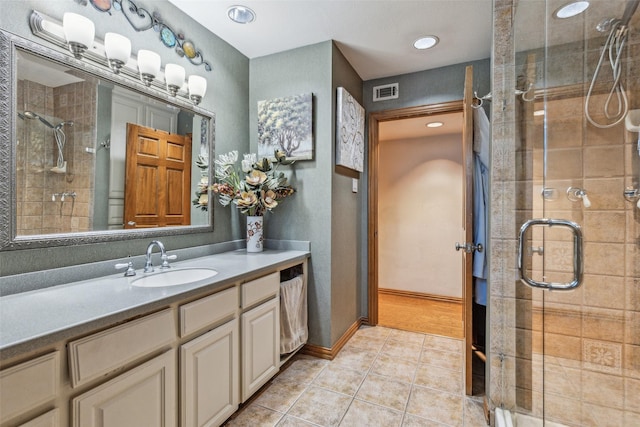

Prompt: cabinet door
xmin=241 ymin=297 xmax=280 ymax=402
xmin=181 ymin=318 xmax=239 ymax=427
xmin=71 ymin=350 xmax=176 ymax=427
xmin=0 ymin=352 xmax=59 ymax=425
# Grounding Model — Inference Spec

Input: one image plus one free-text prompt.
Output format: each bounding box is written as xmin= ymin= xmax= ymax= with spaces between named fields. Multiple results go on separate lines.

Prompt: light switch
xmin=352 ymin=178 xmax=358 ymax=193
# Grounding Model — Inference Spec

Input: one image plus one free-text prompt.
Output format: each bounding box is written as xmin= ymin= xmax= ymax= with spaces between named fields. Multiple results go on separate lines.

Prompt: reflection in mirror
xmin=16 ymin=49 xmax=208 ymax=235
xmin=1 ymin=29 xmax=215 ymax=250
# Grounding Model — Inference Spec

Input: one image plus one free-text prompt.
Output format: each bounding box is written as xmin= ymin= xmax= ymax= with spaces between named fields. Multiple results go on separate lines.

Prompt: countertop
xmin=0 ymin=248 xmax=309 ymax=362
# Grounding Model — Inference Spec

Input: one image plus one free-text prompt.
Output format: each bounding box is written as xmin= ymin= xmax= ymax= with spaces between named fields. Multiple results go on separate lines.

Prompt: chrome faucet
xmin=144 ymin=240 xmax=175 ymax=273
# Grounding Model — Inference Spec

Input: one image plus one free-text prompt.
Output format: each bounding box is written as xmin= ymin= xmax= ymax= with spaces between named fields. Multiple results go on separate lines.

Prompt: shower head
xmin=22 ymin=111 xmax=55 ymax=129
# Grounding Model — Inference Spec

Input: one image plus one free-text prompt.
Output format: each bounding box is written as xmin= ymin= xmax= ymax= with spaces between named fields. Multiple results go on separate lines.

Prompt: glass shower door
xmin=514 ymin=0 xmax=640 ymax=425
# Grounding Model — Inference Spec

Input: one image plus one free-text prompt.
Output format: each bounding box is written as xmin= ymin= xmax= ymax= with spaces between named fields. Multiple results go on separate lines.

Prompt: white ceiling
xmin=18 ymin=51 xmax=84 ymax=88
xmin=166 ymin=0 xmax=639 ymax=139
xmin=379 ymin=112 xmax=463 ymax=141
xmin=168 ymin=0 xmax=493 ymax=81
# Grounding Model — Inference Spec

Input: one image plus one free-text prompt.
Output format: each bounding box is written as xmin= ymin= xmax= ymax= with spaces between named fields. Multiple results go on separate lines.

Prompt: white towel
xmin=280 ymin=276 xmax=308 ymax=354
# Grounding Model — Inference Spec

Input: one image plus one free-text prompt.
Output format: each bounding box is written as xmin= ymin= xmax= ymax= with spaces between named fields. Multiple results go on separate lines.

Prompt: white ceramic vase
xmin=246 ymin=215 xmax=264 ymax=252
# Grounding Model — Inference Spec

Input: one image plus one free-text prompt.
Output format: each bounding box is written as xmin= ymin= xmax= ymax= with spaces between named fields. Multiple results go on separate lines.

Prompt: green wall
xmin=249 ymin=41 xmax=364 ymax=348
xmin=0 ymin=0 xmax=249 ymax=275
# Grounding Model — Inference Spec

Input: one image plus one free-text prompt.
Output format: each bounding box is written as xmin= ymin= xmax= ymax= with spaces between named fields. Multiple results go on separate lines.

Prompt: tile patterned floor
xmin=225 ymin=326 xmax=487 ymax=427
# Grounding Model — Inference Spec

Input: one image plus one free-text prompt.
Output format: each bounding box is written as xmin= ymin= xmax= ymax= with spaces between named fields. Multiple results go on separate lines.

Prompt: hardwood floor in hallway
xmin=377 ymin=292 xmax=464 ymax=339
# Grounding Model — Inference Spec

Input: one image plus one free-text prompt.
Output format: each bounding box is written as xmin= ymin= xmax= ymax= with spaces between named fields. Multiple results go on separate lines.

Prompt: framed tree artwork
xmin=336 ymin=87 xmax=364 ymax=172
xmin=257 ymin=93 xmax=313 ymax=160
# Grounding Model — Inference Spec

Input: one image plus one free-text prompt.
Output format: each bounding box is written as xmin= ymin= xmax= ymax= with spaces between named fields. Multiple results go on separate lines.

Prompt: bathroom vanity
xmin=0 ymin=248 xmax=309 ymax=427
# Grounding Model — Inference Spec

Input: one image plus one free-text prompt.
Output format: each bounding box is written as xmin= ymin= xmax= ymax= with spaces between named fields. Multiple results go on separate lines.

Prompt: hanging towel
xmin=473 ymin=107 xmax=490 ymax=306
xmin=280 ymin=275 xmax=308 ymax=354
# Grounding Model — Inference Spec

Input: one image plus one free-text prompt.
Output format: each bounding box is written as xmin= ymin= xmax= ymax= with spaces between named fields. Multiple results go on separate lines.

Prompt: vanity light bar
xmin=29 ymin=10 xmax=197 ymax=103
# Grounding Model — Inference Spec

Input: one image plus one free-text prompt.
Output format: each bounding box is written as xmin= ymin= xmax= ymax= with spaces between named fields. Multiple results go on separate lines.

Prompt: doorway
xmin=367 ymin=66 xmax=484 ymax=397
xmin=375 ymin=110 xmax=465 ymax=339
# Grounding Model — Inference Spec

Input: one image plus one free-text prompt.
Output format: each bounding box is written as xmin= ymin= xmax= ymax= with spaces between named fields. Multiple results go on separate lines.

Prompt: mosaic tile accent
xmin=583 ymin=339 xmax=622 ymax=375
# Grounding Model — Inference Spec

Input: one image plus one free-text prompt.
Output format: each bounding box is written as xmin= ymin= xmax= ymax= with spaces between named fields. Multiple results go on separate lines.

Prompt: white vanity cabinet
xmin=179 ymin=287 xmax=239 ymax=427
xmin=71 ymin=350 xmax=176 ymax=427
xmin=69 ymin=309 xmax=178 ymax=427
xmin=0 ymin=254 xmax=308 ymax=427
xmin=17 ymin=409 xmax=59 ymax=427
xmin=240 ymin=272 xmax=281 ymax=402
xmin=0 ymin=352 xmax=59 ymax=426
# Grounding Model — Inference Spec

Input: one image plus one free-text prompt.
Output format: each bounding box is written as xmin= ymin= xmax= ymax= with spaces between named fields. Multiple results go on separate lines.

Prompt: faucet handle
xmin=115 ymin=261 xmax=136 ymax=277
xmin=160 ymin=254 xmax=177 ymax=269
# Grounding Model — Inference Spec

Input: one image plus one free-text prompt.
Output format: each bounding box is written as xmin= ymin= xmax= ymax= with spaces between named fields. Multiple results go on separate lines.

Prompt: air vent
xmin=373 ymin=83 xmax=399 ymax=102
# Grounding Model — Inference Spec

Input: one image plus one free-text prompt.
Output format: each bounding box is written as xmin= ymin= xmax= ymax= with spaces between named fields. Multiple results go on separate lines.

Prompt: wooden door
xmin=124 ymin=123 xmax=192 ymax=228
xmin=462 ymin=65 xmax=475 ymax=396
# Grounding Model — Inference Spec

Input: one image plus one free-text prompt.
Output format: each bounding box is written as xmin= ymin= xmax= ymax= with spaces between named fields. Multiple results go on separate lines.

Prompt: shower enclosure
xmin=501 ymin=0 xmax=640 ymax=425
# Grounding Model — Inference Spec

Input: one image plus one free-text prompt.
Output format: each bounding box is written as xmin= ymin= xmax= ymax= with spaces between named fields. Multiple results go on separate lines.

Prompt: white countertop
xmin=0 ymin=249 xmax=309 ymax=361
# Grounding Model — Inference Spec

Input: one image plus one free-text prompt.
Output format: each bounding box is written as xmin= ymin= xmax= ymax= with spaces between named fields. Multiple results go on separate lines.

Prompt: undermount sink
xmin=131 ymin=267 xmax=219 ymax=288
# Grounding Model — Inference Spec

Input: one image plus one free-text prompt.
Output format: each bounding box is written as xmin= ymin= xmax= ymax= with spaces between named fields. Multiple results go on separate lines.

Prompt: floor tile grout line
xmin=280 ymin=361 xmax=334 ymax=424
xmin=334 ymin=328 xmax=393 ymax=426
xmin=234 ymin=326 xmax=481 ymax=427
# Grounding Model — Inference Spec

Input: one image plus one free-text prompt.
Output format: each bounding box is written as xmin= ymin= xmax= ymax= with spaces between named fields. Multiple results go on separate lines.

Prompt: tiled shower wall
xmin=16 ymin=78 xmax=97 ymax=235
xmin=488 ymin=0 xmax=519 ymax=412
xmin=490 ymin=0 xmax=640 ymax=425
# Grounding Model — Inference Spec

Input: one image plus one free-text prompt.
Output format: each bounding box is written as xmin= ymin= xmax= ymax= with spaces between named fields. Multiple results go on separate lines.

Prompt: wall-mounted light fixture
xmin=104 ymin=32 xmax=131 ymax=74
xmin=165 ymin=63 xmax=185 ymax=97
xmin=137 ymin=49 xmax=161 ymax=86
xmin=188 ymin=75 xmax=207 ymax=105
xmin=62 ymin=12 xmax=95 ymax=59
xmin=29 ymin=10 xmax=208 ymax=105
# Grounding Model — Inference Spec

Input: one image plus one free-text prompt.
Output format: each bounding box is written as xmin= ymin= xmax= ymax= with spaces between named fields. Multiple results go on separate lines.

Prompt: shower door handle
xmin=518 ymin=218 xmax=584 ymax=291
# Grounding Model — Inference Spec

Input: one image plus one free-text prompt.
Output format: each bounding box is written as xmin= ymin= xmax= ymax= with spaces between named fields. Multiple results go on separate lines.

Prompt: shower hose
xmin=584 ymin=21 xmax=629 ymax=129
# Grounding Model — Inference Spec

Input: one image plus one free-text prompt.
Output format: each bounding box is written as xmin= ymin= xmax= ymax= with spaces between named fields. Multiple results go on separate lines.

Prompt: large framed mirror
xmin=0 ymin=28 xmax=215 ymax=251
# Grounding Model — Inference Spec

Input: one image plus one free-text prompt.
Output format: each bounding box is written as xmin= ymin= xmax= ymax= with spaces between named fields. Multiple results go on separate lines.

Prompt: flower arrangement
xmin=211 ymin=150 xmax=295 ymax=216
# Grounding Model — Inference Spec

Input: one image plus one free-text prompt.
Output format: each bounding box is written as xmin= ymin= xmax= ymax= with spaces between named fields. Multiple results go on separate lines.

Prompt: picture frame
xmin=336 ymin=87 xmax=365 ymax=172
xmin=257 ymin=93 xmax=313 ymax=161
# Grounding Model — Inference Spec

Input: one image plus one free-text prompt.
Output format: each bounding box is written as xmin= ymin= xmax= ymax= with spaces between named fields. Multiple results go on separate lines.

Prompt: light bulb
xmin=62 ymin=13 xmax=95 ymax=59
xmin=165 ymin=63 xmax=185 ymax=96
xmin=188 ymin=75 xmax=207 ymax=105
xmin=137 ymin=50 xmax=161 ymax=86
xmin=104 ymin=32 xmax=131 ymax=74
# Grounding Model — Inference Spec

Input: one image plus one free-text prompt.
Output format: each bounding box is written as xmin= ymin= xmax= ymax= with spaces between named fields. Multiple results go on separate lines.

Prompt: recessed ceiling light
xmin=227 ymin=5 xmax=256 ymax=24
xmin=413 ymin=36 xmax=439 ymax=50
xmin=553 ymin=1 xmax=589 ymax=19
xmin=426 ymin=121 xmax=444 ymax=128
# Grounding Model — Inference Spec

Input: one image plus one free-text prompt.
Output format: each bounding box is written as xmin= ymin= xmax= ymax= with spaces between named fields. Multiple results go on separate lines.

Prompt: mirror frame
xmin=0 ymin=29 xmax=215 ymax=251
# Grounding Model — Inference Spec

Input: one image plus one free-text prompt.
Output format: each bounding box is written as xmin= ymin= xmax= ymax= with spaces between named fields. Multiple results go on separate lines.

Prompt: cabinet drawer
xmin=68 ymin=309 xmax=176 ymax=388
xmin=0 ymin=352 xmax=59 ymax=424
xmin=241 ymin=272 xmax=279 ymax=308
xmin=19 ymin=409 xmax=59 ymax=427
xmin=179 ymin=287 xmax=238 ymax=337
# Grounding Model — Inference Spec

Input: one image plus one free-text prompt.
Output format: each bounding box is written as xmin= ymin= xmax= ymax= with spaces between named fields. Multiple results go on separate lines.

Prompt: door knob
xmin=455 ymin=242 xmax=483 ymax=253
